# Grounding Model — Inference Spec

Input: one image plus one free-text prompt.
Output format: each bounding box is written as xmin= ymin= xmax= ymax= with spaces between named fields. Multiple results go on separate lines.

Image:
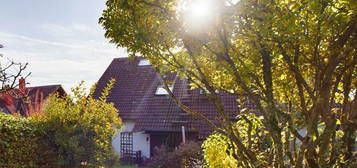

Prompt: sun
xmin=187 ymin=0 xmax=213 ymax=19
xmin=178 ymin=0 xmax=217 ymax=32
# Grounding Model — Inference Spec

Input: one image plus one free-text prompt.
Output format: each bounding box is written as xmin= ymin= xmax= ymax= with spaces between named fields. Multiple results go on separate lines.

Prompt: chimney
xmin=19 ymin=77 xmax=26 ymax=96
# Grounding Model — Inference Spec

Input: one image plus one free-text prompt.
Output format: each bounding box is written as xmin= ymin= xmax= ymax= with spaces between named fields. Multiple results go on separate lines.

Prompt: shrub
xmin=0 ymin=114 xmax=41 ymax=168
xmin=202 ymin=113 xmax=268 ymax=168
xmin=202 ymin=134 xmax=237 ymax=168
xmin=148 ymin=141 xmax=205 ymax=168
xmin=35 ymin=81 xmax=121 ymax=167
xmin=0 ymin=80 xmax=121 ymax=168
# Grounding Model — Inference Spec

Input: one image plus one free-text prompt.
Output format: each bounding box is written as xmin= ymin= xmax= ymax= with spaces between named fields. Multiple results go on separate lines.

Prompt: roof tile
xmin=94 ymin=57 xmax=239 ymax=138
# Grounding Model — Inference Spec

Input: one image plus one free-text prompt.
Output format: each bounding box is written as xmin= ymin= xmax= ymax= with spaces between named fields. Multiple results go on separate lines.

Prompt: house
xmin=93 ymin=57 xmax=241 ymax=160
xmin=0 ymin=78 xmax=66 ymax=117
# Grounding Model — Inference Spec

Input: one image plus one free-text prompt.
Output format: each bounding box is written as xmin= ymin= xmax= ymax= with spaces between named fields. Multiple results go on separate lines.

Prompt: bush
xmin=0 ymin=80 xmax=121 ymax=168
xmin=148 ymin=141 xmax=205 ymax=168
xmin=0 ymin=114 xmax=42 ymax=168
xmin=202 ymin=134 xmax=237 ymax=168
xmin=202 ymin=114 xmax=268 ymax=168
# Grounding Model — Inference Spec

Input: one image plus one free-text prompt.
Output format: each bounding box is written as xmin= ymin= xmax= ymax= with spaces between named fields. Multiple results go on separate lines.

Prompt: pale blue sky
xmin=0 ymin=0 xmax=126 ymax=91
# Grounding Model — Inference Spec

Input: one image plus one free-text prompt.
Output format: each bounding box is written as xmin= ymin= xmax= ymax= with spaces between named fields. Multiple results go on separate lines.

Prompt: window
xmin=155 ymin=85 xmax=174 ymax=95
xmin=138 ymin=59 xmax=151 ymax=66
xmin=199 ymin=89 xmax=219 ymax=94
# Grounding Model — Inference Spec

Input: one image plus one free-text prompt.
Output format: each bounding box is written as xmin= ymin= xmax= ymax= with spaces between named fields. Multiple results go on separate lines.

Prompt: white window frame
xmin=138 ymin=59 xmax=151 ymax=66
xmin=155 ymin=85 xmax=174 ymax=95
xmin=199 ymin=89 xmax=219 ymax=94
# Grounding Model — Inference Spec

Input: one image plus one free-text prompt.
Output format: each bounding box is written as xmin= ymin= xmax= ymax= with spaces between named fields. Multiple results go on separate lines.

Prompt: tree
xmin=0 ymin=44 xmax=30 ymax=91
xmin=100 ymin=0 xmax=357 ymax=167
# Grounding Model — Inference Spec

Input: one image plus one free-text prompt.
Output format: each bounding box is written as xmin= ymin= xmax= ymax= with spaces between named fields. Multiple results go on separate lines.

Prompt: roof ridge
xmin=28 ymin=84 xmax=62 ymax=88
xmin=113 ymin=56 xmax=146 ymax=61
xmin=113 ymin=57 xmax=128 ymax=60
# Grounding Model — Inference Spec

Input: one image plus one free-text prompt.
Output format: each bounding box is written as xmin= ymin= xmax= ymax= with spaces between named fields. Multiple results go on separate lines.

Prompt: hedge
xmin=0 ymin=81 xmax=121 ymax=168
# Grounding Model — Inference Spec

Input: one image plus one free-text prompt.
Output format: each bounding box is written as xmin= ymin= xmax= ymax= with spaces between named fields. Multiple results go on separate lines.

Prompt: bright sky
xmin=0 ymin=0 xmax=127 ymax=92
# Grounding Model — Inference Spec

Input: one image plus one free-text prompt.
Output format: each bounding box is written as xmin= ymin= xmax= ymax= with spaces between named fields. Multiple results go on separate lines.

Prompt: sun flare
xmin=178 ymin=0 xmax=217 ymax=32
xmin=187 ymin=0 xmax=213 ymax=19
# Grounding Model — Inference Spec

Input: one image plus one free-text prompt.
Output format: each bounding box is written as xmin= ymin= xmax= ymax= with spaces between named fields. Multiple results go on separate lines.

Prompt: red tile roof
xmin=27 ymin=85 xmax=65 ymax=100
xmin=94 ymin=57 xmax=240 ymax=138
xmin=0 ymin=85 xmax=66 ymax=116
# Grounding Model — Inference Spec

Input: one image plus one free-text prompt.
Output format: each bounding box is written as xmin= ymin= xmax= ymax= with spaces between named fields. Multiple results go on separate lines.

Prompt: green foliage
xmin=0 ymin=114 xmax=42 ymax=168
xmin=149 ymin=141 xmax=205 ymax=168
xmin=202 ymin=134 xmax=237 ymax=168
xmin=203 ymin=114 xmax=267 ymax=168
xmin=0 ymin=80 xmax=121 ymax=168
xmin=112 ymin=164 xmax=139 ymax=168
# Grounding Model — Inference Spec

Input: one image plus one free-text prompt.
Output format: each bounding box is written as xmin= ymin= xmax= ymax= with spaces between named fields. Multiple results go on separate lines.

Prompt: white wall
xmin=112 ymin=121 xmax=151 ymax=159
xmin=133 ymin=131 xmax=150 ymax=159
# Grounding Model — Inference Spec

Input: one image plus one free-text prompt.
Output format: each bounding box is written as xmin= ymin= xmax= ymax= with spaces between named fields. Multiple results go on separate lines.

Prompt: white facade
xmin=133 ymin=131 xmax=150 ymax=158
xmin=112 ymin=121 xmax=151 ymax=159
